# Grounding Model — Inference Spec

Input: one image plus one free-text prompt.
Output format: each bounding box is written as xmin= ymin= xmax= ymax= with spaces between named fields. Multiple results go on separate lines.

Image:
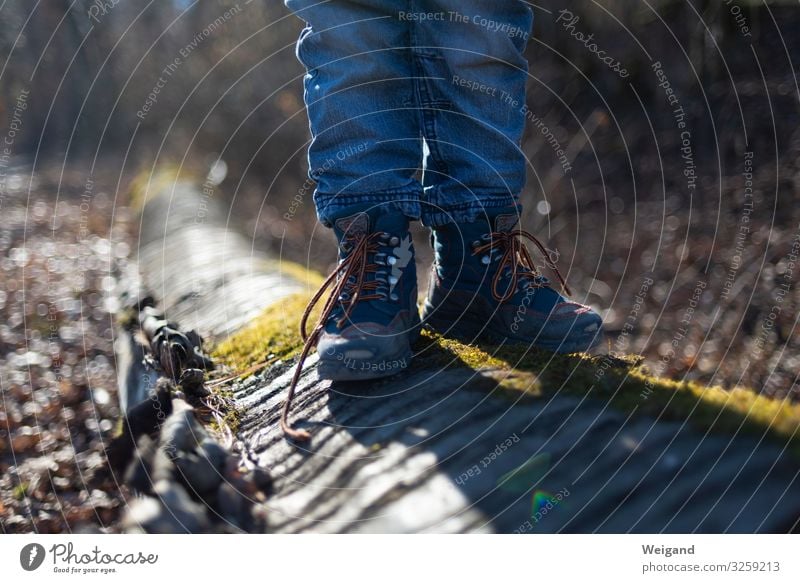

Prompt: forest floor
xmin=0 ymin=164 xmax=133 ymax=533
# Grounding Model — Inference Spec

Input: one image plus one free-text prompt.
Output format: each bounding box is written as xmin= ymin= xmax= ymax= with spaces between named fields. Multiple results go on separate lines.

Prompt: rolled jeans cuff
xmin=421 ymin=194 xmax=522 ymax=228
xmin=315 ymin=187 xmax=422 ymax=227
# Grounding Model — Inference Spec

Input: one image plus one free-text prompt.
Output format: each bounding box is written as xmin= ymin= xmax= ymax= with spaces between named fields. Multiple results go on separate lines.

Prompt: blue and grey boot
xmin=313 ymin=205 xmax=420 ymax=381
xmin=421 ymin=209 xmax=603 ymax=353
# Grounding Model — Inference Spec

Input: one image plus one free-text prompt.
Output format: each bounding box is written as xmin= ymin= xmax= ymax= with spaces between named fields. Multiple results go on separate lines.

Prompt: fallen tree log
xmin=121 ymin=170 xmax=800 ymax=533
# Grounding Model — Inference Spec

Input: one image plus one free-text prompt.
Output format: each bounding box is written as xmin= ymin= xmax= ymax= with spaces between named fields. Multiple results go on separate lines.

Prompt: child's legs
xmin=412 ymin=0 xmax=534 ymax=226
xmin=286 ymin=0 xmax=423 ymax=226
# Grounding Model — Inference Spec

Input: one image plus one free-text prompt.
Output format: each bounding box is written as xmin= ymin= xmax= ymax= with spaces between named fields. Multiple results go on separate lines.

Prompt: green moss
xmin=416 ymin=331 xmax=800 ymax=453
xmin=212 ymin=292 xmax=316 ymax=373
xmin=210 ymin=263 xmax=326 ymax=374
xmin=212 ymin=273 xmax=800 ymax=454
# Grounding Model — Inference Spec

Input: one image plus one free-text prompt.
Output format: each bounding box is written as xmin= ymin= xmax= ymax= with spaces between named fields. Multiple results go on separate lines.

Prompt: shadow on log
xmin=121 ymin=170 xmax=800 ymax=533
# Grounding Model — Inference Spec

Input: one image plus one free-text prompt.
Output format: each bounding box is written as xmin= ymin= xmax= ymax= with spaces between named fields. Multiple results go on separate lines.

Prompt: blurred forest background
xmin=1 ymin=0 xmax=799 ymax=531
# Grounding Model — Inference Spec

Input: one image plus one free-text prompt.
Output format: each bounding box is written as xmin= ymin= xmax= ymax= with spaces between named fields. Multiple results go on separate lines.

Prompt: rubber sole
xmin=316 ymin=325 xmax=420 ymax=382
xmin=422 ymin=301 xmax=603 ymax=354
xmin=317 ymin=346 xmax=414 ymax=382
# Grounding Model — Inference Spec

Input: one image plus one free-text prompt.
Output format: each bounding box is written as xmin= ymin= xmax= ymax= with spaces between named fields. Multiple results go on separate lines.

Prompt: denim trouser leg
xmin=286 ymin=1 xmax=534 ymax=227
xmin=285 ymin=0 xmax=423 ymax=227
xmin=413 ymin=1 xmax=534 ymax=226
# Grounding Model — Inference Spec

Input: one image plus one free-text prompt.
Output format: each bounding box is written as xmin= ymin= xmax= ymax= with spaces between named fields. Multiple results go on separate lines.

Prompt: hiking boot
xmin=282 ymin=204 xmax=420 ymax=440
xmin=421 ymin=209 xmax=603 ymax=353
xmin=311 ymin=205 xmax=420 ymax=381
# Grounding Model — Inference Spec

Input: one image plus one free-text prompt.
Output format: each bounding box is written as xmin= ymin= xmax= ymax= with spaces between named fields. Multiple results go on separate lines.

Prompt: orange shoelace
xmin=280 ymin=231 xmax=387 ymax=441
xmin=472 ymin=229 xmax=571 ymax=302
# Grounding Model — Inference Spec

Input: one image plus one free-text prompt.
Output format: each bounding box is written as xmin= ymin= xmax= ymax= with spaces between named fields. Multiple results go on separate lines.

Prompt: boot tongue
xmin=493 ymin=213 xmax=519 ymax=233
xmin=333 ymin=211 xmax=370 ymax=240
xmin=373 ymin=208 xmax=409 ymax=235
xmin=333 ymin=206 xmax=410 ymax=241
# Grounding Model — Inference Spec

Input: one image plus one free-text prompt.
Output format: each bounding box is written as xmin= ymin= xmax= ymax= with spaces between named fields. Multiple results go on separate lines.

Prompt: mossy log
xmin=129 ymin=171 xmax=800 ymax=533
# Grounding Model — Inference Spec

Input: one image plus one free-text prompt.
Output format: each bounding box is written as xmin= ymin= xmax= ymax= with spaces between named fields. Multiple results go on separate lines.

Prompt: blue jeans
xmin=285 ymin=0 xmax=534 ymax=227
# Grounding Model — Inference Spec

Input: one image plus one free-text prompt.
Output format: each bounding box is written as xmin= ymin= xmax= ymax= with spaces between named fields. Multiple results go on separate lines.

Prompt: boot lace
xmin=281 ymin=230 xmax=395 ymax=441
xmin=472 ymin=229 xmax=571 ymax=303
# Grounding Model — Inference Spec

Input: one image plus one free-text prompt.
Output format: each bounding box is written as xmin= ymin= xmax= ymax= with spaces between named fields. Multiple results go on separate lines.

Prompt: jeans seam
xmin=412 ymin=56 xmax=450 ymax=179
xmin=315 ymin=187 xmax=421 ymax=198
xmin=425 ymin=199 xmax=517 ymax=210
